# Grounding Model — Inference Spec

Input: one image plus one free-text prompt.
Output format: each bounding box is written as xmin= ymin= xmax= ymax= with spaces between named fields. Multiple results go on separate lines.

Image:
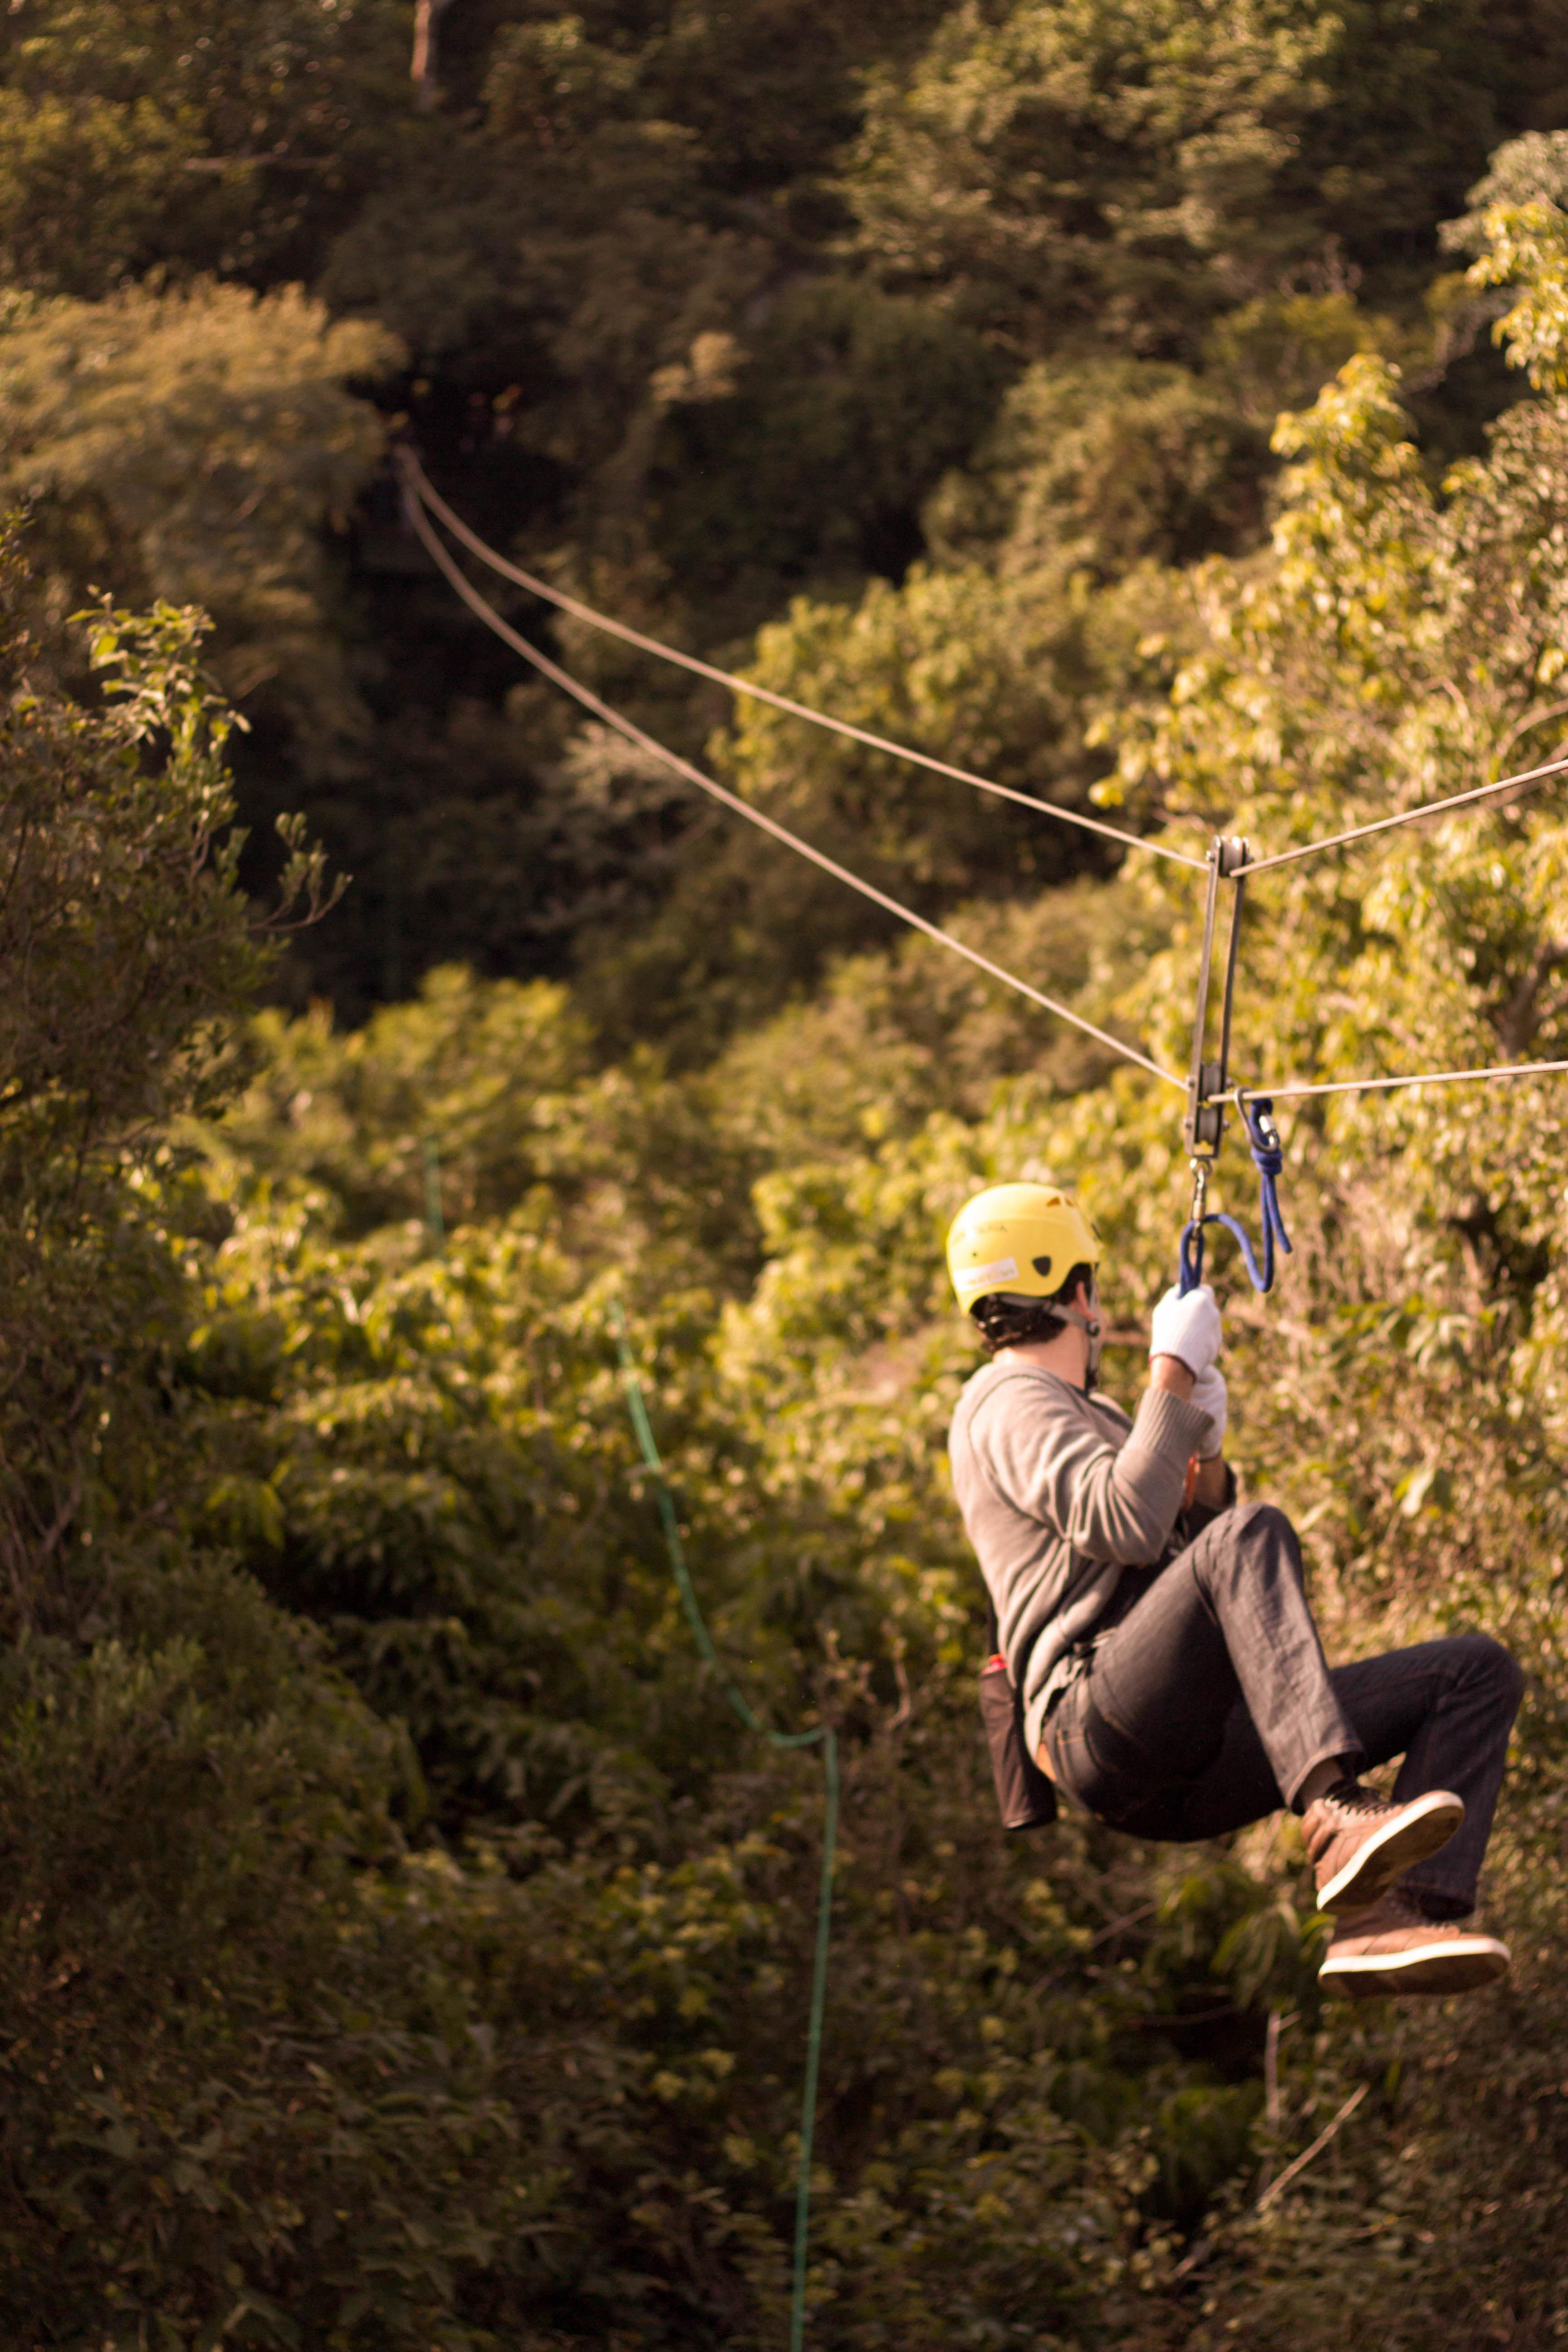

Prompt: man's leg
xmin=1180 ymin=1634 xmax=1523 ymax=1997
xmin=1370 ymin=1636 xmax=1524 ymax=1914
xmin=1042 ymin=1518 xmax=1522 ymax=1995
xmin=1175 ymin=1633 xmax=1523 ymax=1916
xmin=1044 ymin=1501 xmax=1362 ymax=1823
xmin=1043 ymin=1503 xmax=1498 ymax=1920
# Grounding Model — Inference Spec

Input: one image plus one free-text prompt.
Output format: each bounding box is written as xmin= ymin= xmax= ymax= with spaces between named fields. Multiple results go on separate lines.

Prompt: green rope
xmin=611 ymin=1302 xmax=837 ymax=2352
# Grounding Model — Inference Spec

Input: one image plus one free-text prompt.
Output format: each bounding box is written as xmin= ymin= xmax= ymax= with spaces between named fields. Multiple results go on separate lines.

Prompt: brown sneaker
xmin=1302 ymin=1779 xmax=1464 ymax=1914
xmin=1318 ymin=1887 xmax=1510 ymax=1998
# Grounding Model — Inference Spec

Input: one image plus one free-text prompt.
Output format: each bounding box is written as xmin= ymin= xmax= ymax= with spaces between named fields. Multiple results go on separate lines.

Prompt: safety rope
xmin=1228 ymin=744 xmax=1568 ymax=878
xmin=611 ymin=1303 xmax=836 ymax=2352
xmin=1178 ymin=1097 xmax=1292 ymax=1294
xmin=1209 ymin=1055 xmax=1568 ymax=1104
xmin=401 ymin=477 xmax=1185 ymax=1090
xmin=394 ymin=446 xmax=1209 ymax=874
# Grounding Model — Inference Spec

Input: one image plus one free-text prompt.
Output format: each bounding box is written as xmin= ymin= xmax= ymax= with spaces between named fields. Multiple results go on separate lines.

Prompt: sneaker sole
xmin=1316 ymin=1789 xmax=1465 ymax=1915
xmin=1319 ymin=1933 xmax=1510 ymax=2000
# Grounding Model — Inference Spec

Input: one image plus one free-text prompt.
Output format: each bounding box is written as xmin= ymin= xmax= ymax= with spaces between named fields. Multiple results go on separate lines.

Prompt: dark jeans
xmin=1041 ymin=1501 xmax=1524 ymax=1917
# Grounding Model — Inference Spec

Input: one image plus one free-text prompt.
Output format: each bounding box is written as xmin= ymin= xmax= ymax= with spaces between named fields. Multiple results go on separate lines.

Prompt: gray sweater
xmin=949 ymin=1362 xmax=1215 ymax=1756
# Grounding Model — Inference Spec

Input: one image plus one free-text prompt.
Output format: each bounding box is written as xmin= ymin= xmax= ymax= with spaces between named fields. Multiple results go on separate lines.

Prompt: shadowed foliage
xmin=1 ymin=15 xmax=1568 ymax=2345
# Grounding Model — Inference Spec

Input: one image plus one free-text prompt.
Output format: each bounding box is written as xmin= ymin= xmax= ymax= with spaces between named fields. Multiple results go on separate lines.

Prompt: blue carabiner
xmin=1177 ymin=1097 xmax=1293 ymax=1295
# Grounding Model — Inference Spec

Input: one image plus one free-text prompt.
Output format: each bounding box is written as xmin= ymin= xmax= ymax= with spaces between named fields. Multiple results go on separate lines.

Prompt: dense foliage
xmin=0 ymin=0 xmax=1563 ymax=1025
xmin=5 ymin=7 xmax=1568 ymax=2347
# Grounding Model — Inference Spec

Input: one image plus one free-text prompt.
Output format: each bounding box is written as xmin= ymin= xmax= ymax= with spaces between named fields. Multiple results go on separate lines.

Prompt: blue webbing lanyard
xmin=1178 ymin=1096 xmax=1293 ymax=1295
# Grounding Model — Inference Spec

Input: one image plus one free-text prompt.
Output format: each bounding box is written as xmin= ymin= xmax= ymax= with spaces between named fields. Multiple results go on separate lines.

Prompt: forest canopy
xmin=4 ymin=5 xmax=1568 ymax=2346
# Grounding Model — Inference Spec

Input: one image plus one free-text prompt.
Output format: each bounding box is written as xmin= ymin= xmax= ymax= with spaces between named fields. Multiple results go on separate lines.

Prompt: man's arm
xmin=1190 ymin=1453 xmax=1231 ymax=1508
xmin=1149 ymin=1355 xmax=1196 ymax=1403
xmin=982 ymin=1376 xmax=1215 ymax=1566
xmin=1149 ymin=1353 xmax=1229 ymax=1504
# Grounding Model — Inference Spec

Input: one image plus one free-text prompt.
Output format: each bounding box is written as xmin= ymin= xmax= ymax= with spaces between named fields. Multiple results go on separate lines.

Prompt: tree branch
xmin=1172 ymin=2081 xmax=1369 ymax=2283
xmin=1252 ymin=2082 xmax=1368 ymax=2214
xmin=1499 ymin=936 xmax=1568 ymax=1058
xmin=412 ymin=0 xmax=457 ymax=110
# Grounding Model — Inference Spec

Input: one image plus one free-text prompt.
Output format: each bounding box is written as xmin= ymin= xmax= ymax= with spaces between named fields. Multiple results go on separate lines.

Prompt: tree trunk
xmin=412 ymin=0 xmax=454 ymax=112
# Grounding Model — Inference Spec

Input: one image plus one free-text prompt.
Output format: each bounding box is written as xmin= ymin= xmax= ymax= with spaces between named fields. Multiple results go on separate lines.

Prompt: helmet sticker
xmin=960 ymin=1253 xmax=1019 ymax=1289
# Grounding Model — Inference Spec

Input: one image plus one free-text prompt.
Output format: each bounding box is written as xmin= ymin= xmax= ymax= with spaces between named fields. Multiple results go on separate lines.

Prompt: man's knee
xmin=1447 ymin=1631 xmax=1524 ymax=1715
xmin=1230 ymin=1499 xmax=1296 ymax=1547
xmin=1191 ymin=1499 xmax=1301 ymax=1592
xmin=1208 ymin=1499 xmax=1298 ymax=1559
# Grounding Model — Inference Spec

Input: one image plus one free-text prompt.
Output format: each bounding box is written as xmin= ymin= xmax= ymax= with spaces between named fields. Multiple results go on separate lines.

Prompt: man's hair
xmin=970 ymin=1261 xmax=1095 ymax=1357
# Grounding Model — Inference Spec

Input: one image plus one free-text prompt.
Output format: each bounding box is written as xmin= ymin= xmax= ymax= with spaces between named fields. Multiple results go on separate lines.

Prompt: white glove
xmin=1149 ymin=1282 xmax=1223 ymax=1378
xmin=1189 ymin=1364 xmax=1228 ymax=1455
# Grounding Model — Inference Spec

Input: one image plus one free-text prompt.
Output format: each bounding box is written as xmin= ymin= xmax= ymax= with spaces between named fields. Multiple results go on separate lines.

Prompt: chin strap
xmin=1058 ymin=1301 xmax=1103 ymax=1393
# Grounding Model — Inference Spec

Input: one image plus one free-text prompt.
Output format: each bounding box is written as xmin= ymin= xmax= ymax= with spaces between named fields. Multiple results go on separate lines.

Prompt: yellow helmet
xmin=946 ymin=1182 xmax=1102 ymax=1313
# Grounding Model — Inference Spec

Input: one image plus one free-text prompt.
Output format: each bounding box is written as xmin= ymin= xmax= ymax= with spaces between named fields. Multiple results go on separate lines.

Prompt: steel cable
xmin=402 ymin=478 xmax=1185 ymax=1090
xmin=1238 ymin=744 xmax=1568 ymax=877
xmin=395 ymin=446 xmax=1208 ymax=873
xmin=405 ymin=467 xmax=1568 ymax=1129
xmin=1214 ymin=1056 xmax=1568 ymax=1105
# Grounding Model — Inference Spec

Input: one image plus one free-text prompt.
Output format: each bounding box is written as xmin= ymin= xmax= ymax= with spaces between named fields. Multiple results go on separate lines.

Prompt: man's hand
xmin=1149 ymin=1283 xmax=1223 ymax=1378
xmin=1190 ymin=1364 xmax=1227 ymax=1457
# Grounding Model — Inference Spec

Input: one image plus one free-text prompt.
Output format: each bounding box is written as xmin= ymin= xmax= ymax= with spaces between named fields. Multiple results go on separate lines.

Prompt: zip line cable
xmin=402 ymin=479 xmax=1185 ymax=1090
xmin=1174 ymin=731 xmax=1568 ymax=1155
xmin=1179 ymin=824 xmax=1568 ymax=1290
xmin=394 ymin=446 xmax=1209 ymax=874
xmin=1236 ymin=743 xmax=1568 ymax=877
xmin=405 ymin=466 xmax=1568 ymax=1221
xmin=402 ymin=443 xmax=1568 ymax=891
xmin=1214 ymin=1055 xmax=1568 ymax=1106
xmin=611 ymin=1302 xmax=837 ymax=2352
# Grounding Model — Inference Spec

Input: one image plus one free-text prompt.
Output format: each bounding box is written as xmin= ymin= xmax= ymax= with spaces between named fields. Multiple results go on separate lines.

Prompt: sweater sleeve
xmin=979 ymin=1379 xmax=1215 ymax=1567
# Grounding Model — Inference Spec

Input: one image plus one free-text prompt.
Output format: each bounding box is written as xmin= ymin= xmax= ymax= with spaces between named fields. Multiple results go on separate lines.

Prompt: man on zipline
xmin=947 ymin=1183 xmax=1520 ymax=1997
